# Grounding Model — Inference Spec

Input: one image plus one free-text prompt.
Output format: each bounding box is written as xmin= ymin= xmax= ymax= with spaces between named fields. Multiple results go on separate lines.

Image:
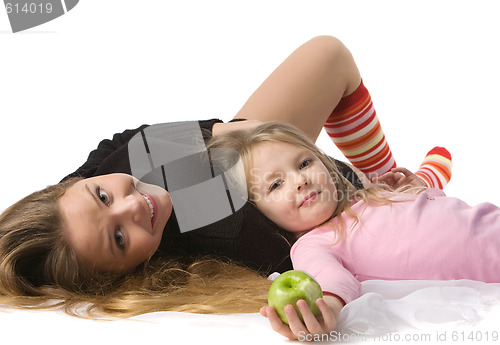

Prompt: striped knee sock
xmin=324 ymin=80 xmax=396 ymax=178
xmin=415 ymin=147 xmax=452 ymax=189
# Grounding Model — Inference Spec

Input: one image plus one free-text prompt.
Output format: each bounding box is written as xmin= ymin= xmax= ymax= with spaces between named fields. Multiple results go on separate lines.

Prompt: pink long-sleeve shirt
xmin=290 ymin=189 xmax=500 ymax=304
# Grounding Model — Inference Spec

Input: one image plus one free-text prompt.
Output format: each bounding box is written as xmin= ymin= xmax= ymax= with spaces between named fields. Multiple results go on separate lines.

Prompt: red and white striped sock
xmin=415 ymin=147 xmax=452 ymax=189
xmin=324 ymin=80 xmax=396 ymax=179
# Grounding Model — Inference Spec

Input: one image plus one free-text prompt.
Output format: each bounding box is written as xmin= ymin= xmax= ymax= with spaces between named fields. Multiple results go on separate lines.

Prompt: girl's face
xmin=249 ymin=141 xmax=338 ymax=233
xmin=58 ymin=173 xmax=172 ymax=272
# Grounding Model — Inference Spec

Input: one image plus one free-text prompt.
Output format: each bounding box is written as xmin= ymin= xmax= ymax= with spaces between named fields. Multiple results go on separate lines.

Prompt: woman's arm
xmin=211 ymin=119 xmax=263 ymax=136
xmin=260 ymin=294 xmax=344 ymax=340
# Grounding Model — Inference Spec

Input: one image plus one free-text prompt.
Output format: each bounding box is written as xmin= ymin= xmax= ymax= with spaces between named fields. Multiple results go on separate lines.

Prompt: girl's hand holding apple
xmin=262 ymin=270 xmax=344 ymax=340
xmin=260 ymin=296 xmax=340 ymax=340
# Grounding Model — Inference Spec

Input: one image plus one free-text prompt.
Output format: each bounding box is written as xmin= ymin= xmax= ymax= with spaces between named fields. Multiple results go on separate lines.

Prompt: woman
xmin=58 ymin=35 xmax=368 ymax=274
xmin=0 ymin=36 xmax=444 ymax=317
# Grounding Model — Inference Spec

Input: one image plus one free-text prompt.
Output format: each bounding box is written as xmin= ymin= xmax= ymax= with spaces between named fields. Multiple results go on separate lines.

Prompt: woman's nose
xmin=114 ymin=195 xmax=143 ymax=223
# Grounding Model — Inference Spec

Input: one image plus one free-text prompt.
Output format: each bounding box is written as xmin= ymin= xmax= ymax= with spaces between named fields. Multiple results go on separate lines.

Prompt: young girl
xmin=208 ymin=121 xmax=500 ymax=340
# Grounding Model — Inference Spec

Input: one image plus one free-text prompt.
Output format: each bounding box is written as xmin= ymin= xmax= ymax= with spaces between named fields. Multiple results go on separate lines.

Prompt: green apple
xmin=268 ymin=270 xmax=323 ymax=325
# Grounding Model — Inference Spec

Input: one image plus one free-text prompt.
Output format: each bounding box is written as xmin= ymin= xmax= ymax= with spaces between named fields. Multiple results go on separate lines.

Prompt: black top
xmin=62 ymin=119 xmax=363 ymax=274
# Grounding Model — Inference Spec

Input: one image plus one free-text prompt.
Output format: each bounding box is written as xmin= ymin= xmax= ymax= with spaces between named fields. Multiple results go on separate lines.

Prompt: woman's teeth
xmin=142 ymin=194 xmax=154 ymax=219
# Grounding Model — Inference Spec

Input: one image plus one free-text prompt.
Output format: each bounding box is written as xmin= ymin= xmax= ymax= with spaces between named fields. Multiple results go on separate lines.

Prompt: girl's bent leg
xmin=235 ymin=35 xmax=361 ymax=141
xmin=234 ymin=36 xmax=397 ymax=179
xmin=233 ymin=36 xmax=452 ymax=187
xmin=324 ymin=80 xmax=397 ymax=178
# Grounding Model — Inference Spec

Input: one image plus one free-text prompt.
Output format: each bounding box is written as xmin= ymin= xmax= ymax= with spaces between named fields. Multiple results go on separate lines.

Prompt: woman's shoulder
xmin=62 ymin=119 xmax=223 ymax=181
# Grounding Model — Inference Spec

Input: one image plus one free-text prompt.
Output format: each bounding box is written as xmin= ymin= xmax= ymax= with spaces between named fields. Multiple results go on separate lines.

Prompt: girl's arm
xmin=260 ymin=294 xmax=345 ymax=340
xmin=372 ymin=167 xmax=427 ymax=189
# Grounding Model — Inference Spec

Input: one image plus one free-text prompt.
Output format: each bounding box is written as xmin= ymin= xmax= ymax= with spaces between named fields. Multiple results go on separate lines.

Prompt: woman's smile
xmin=139 ymin=192 xmax=157 ymax=230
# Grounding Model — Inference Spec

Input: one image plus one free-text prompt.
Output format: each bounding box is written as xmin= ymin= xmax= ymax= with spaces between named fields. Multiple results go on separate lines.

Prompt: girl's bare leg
xmin=227 ymin=36 xmax=452 ymax=188
xmin=234 ymin=35 xmax=361 ymax=141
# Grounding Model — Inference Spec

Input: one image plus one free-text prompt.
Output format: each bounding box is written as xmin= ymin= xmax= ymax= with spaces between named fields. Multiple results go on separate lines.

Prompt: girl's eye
xmin=96 ymin=187 xmax=109 ymax=205
xmin=115 ymin=229 xmax=125 ymax=250
xmin=269 ymin=180 xmax=283 ymax=192
xmin=299 ymin=159 xmax=311 ymax=170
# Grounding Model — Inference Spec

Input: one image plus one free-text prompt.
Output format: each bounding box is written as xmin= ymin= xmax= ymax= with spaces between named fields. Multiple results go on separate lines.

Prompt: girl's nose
xmin=296 ymin=175 xmax=308 ymax=191
xmin=297 ymin=181 xmax=308 ymax=191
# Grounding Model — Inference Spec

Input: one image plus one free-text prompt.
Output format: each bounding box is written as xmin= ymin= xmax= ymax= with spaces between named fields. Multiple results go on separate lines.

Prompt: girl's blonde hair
xmin=0 ymin=178 xmax=270 ymax=318
xmin=208 ymin=122 xmax=401 ymax=241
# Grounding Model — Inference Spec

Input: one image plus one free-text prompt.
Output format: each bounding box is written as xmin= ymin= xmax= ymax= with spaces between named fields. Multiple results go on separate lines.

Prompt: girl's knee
xmin=305 ymin=35 xmax=349 ymax=60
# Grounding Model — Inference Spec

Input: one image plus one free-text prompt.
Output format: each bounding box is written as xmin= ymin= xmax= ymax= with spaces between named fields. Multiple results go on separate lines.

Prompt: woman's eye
xmin=299 ymin=159 xmax=311 ymax=170
xmin=96 ymin=187 xmax=109 ymax=205
xmin=115 ymin=229 xmax=125 ymax=250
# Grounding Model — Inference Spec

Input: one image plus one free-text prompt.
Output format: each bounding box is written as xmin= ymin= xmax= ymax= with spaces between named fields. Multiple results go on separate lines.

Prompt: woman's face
xmin=58 ymin=173 xmax=172 ymax=272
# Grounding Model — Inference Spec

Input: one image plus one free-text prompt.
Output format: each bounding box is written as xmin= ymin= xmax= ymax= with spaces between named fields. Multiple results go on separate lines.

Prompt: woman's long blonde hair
xmin=0 ymin=178 xmax=270 ymax=318
xmin=208 ymin=122 xmax=405 ymax=242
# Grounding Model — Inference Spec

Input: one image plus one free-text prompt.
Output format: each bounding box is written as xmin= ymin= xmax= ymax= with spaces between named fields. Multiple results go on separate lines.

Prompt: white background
xmin=1 ymin=0 xmax=499 ymax=211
